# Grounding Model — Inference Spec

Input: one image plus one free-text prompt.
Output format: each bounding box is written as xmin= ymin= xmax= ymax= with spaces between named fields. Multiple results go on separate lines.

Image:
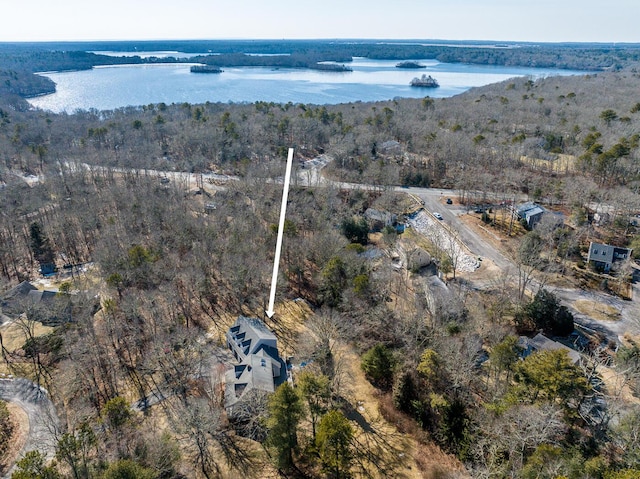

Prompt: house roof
xmin=1 ymin=281 xmax=58 ymax=313
xmin=227 ymin=315 xmax=277 ymax=359
xmin=523 ymin=206 xmax=544 ymax=219
xmin=518 ymin=333 xmax=581 ymax=365
xmin=380 ymin=140 xmax=401 ymax=153
xmin=364 ymin=208 xmax=397 ymax=223
xmin=1 ymin=281 xmax=37 ymax=303
xmin=516 ymin=202 xmax=545 ymax=220
xmin=234 ymin=353 xmax=280 ymax=393
xmin=588 ymin=242 xmax=615 ymax=264
xmin=516 ymin=202 xmax=538 ymax=215
xmin=1 ymin=281 xmax=74 ymax=325
xmin=27 ymin=289 xmax=58 ymax=303
xmin=587 ymin=242 xmax=632 ymax=265
xmin=225 ymin=316 xmax=286 ymax=409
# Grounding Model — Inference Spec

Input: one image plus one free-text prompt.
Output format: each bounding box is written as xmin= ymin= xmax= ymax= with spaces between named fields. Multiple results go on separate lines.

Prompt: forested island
xmin=3 ymin=40 xmax=640 ymax=479
xmin=396 ymin=61 xmax=426 ymax=69
xmin=410 ymin=74 xmax=439 ymax=87
xmin=189 ymin=65 xmax=223 ymax=74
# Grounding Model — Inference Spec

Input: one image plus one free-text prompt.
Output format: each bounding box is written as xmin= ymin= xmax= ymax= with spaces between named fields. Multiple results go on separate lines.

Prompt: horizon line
xmin=1 ymin=38 xmax=639 ymax=47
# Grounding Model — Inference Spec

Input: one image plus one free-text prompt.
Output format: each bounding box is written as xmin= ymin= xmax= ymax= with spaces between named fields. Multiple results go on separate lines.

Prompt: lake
xmin=28 ymin=57 xmax=589 ymax=113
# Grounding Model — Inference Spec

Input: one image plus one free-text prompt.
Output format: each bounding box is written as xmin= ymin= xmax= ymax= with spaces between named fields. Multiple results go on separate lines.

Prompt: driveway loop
xmin=0 ymin=377 xmax=59 ymax=479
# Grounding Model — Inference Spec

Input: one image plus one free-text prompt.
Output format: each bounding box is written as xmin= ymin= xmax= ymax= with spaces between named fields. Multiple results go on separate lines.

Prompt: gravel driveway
xmin=0 ymin=378 xmax=59 ymax=479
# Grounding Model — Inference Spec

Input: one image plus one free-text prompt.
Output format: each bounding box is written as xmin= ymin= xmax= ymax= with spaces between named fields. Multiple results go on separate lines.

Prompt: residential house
xmin=518 ymin=333 xmax=581 ymax=365
xmin=515 ymin=202 xmax=545 ymax=229
xmin=1 ymin=280 xmax=57 ymax=313
xmin=225 ymin=316 xmax=286 ymax=411
xmin=1 ymin=280 xmax=38 ymax=306
xmin=364 ymin=208 xmax=397 ymax=232
xmin=424 ymin=275 xmax=459 ymax=317
xmin=396 ymin=240 xmax=431 ymax=271
xmin=379 ymin=140 xmax=402 ymax=156
xmin=587 ymin=241 xmax=633 ymax=273
xmin=1 ymin=281 xmax=76 ymax=325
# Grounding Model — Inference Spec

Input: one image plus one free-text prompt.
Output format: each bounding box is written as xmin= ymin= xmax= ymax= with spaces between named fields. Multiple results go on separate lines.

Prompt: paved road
xmin=402 ymin=186 xmax=515 ymax=270
xmin=0 ymin=378 xmax=59 ymax=479
xmin=297 ymin=156 xmax=640 ymax=343
xmin=404 ymin=186 xmax=640 ymax=343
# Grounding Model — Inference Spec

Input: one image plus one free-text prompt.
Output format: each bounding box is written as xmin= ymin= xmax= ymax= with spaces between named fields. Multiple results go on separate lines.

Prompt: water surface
xmin=28 ymin=57 xmax=588 ymax=113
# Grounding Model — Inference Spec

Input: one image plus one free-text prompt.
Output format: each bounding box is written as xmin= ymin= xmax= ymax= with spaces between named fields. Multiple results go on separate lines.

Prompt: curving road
xmin=405 ymin=186 xmax=640 ymax=344
xmin=401 ymin=186 xmax=515 ymax=270
xmin=0 ymin=378 xmax=59 ymax=479
xmin=296 ymin=158 xmax=640 ymax=344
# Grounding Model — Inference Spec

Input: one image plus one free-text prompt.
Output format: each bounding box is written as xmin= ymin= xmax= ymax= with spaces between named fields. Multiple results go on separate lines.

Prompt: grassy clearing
xmin=335 ymin=343 xmax=424 ymax=479
xmin=598 ymin=364 xmax=640 ymax=405
xmin=0 ymin=320 xmax=54 ymax=352
xmin=574 ymin=299 xmax=621 ymax=321
xmin=403 ymin=226 xmax=439 ymax=257
xmin=520 ymin=154 xmax=577 ymax=174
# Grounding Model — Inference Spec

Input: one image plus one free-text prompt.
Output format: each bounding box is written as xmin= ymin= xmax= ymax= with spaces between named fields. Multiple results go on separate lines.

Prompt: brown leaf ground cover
xmin=0 ymin=401 xmax=28 ymax=477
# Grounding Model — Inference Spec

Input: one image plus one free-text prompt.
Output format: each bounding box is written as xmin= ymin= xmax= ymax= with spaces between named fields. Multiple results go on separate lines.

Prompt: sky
xmin=3 ymin=0 xmax=639 ymax=44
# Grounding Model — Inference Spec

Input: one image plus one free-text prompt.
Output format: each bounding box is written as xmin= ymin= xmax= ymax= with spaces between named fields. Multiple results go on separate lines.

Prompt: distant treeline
xmin=1 ymin=39 xmax=640 ymax=100
xmin=3 ymin=39 xmax=639 ymax=69
xmin=191 ymin=52 xmax=353 ymax=71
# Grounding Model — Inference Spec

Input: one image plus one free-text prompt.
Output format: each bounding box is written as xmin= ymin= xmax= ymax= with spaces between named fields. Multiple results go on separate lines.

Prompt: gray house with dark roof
xmin=225 ymin=316 xmax=286 ymax=410
xmin=587 ymin=242 xmax=632 ymax=273
xmin=515 ymin=202 xmax=545 ymax=229
xmin=1 ymin=281 xmax=70 ymax=324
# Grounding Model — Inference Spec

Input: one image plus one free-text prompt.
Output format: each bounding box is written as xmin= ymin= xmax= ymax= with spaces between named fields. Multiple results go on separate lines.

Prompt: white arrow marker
xmin=266 ymin=147 xmax=294 ymax=319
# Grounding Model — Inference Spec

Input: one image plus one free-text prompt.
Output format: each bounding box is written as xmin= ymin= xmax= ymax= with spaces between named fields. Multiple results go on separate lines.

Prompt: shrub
xmin=361 ymin=344 xmax=396 ymax=390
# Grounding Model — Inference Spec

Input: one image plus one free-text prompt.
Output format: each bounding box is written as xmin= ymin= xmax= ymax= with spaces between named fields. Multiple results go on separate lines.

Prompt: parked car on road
xmin=433 ymin=212 xmax=443 ymax=220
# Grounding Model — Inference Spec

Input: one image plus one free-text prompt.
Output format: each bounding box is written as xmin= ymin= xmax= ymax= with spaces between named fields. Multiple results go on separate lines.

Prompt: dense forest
xmin=2 ymin=41 xmax=640 ymax=479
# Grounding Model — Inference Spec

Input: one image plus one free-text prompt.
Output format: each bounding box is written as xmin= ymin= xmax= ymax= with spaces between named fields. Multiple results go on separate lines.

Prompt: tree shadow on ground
xmin=339 ymin=397 xmax=413 ymax=478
